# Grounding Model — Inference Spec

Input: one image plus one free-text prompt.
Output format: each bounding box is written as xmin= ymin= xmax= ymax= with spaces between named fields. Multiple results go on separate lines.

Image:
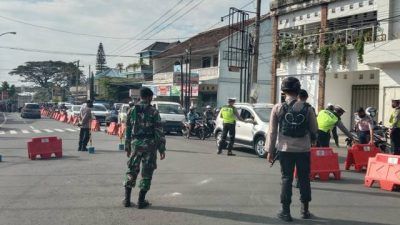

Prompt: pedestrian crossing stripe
xmin=0 ymin=128 xmax=90 ymax=135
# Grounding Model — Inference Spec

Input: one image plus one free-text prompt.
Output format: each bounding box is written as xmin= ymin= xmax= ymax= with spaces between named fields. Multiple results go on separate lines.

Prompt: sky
xmin=0 ymin=0 xmax=269 ymax=86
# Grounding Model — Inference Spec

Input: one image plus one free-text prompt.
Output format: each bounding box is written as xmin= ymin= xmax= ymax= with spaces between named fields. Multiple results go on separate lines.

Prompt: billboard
xmin=173 ymin=72 xmax=199 ymax=85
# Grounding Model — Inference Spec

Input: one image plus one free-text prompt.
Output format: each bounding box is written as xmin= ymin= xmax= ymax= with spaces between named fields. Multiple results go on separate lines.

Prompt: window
xmin=359 ymin=2 xmax=364 ymax=7
xmin=157 ymin=104 xmax=184 ymax=115
xmin=280 ymin=20 xmax=283 ymax=24
xmin=331 ymin=8 xmax=336 ymax=13
xmin=292 ymin=17 xmax=296 ymax=22
xmin=202 ymin=56 xmax=211 ymax=68
xmin=364 ymin=13 xmax=368 ymax=18
xmin=369 ymin=0 xmax=374 ymax=6
xmin=213 ymin=55 xmax=218 ymax=66
xmin=240 ymin=108 xmax=254 ymax=121
xmin=307 ymin=13 xmax=310 ymax=18
xmin=350 ymin=4 xmax=354 ymax=9
xmin=254 ymin=108 xmax=272 ymax=122
xmin=340 ymin=6 xmax=345 ymax=11
xmin=299 ymin=15 xmax=303 ymax=20
xmin=286 ymin=19 xmax=289 ymax=23
xmin=314 ymin=12 xmax=319 ymax=17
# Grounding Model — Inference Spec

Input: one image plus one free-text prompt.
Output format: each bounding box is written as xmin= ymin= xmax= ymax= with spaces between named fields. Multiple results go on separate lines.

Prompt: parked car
xmin=118 ymin=104 xmax=130 ymax=124
xmin=21 ymin=103 xmax=41 ymax=119
xmin=214 ymin=103 xmax=273 ymax=158
xmin=152 ymin=101 xmax=186 ymax=134
xmin=106 ymin=109 xmax=119 ymax=126
xmin=67 ymin=105 xmax=82 ymax=118
xmin=82 ymin=103 xmax=110 ymax=124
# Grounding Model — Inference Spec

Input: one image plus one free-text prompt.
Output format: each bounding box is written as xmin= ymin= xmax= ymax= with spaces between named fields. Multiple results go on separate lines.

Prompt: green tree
xmin=8 ymin=85 xmax=16 ymax=98
xmin=116 ymin=63 xmax=124 ymax=72
xmin=9 ymin=61 xmax=84 ymax=97
xmin=96 ymin=42 xmax=107 ymax=73
xmin=33 ymin=88 xmax=52 ymax=102
xmin=1 ymin=81 xmax=10 ymax=93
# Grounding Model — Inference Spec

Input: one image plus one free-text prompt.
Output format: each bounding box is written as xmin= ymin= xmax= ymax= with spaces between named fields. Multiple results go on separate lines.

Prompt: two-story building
xmin=125 ymin=42 xmax=179 ymax=81
xmin=270 ymin=0 xmax=400 ymax=128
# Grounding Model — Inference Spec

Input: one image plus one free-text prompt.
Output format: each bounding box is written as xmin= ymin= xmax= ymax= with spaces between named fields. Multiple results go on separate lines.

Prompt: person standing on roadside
xmin=218 ymin=98 xmax=243 ymax=156
xmin=354 ymin=107 xmax=374 ymax=145
xmin=123 ymin=87 xmax=166 ymax=209
xmin=78 ymin=100 xmax=93 ymax=152
xmin=266 ymin=77 xmax=318 ymax=222
xmin=389 ymin=99 xmax=400 ymax=155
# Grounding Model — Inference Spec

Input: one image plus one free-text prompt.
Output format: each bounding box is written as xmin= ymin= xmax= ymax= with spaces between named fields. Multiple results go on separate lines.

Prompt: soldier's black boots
xmin=227 ymin=151 xmax=236 ymax=156
xmin=138 ymin=190 xmax=151 ymax=209
xmin=277 ymin=204 xmax=293 ymax=222
xmin=301 ymin=202 xmax=312 ymax=219
xmin=123 ymin=187 xmax=132 ymax=207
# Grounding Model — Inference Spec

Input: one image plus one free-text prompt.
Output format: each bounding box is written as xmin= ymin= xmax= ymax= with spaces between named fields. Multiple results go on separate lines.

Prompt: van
xmin=152 ymin=101 xmax=185 ymax=133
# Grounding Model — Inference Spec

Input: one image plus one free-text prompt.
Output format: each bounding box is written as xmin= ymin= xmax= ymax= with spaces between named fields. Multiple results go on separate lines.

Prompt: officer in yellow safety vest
xmin=316 ymin=105 xmax=354 ymax=147
xmin=218 ymin=98 xmax=243 ymax=156
xmin=389 ymin=98 xmax=400 ymax=155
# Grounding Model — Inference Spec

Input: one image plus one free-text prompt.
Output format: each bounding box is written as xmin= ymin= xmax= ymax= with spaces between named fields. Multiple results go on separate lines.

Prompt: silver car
xmin=214 ymin=103 xmax=273 ymax=158
xmin=21 ymin=103 xmax=41 ymax=119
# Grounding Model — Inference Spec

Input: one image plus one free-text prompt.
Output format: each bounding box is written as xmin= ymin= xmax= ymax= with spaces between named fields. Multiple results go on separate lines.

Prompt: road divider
xmin=346 ymin=144 xmax=381 ymax=172
xmin=27 ymin=136 xmax=62 ymax=160
xmin=365 ymin=154 xmax=400 ymax=191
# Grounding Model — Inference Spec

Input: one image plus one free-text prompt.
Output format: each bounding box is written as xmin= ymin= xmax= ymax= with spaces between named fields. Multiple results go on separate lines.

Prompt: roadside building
xmin=269 ymin=0 xmax=400 ymax=127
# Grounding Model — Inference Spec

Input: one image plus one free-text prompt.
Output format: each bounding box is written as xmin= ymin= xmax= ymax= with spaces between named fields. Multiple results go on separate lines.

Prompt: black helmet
xmin=281 ymin=77 xmax=301 ymax=94
xmin=140 ymin=87 xmax=154 ymax=98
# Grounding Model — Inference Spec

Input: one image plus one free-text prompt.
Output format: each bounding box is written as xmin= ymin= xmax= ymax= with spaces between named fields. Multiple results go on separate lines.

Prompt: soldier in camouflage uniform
xmin=123 ymin=87 xmax=166 ymax=209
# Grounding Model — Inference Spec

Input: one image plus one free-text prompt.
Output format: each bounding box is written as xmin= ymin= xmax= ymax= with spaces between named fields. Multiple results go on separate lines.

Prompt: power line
xmin=0 ymin=15 xmax=188 ymax=41
xmin=0 ymin=45 xmax=138 ymax=58
xmin=117 ymin=0 xmax=207 ymax=56
xmin=110 ymin=0 xmax=191 ymax=54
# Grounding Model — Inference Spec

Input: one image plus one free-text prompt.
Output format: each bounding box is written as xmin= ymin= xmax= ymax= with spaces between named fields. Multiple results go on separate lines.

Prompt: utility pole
xmin=73 ymin=60 xmax=84 ymax=102
xmin=250 ymin=0 xmax=261 ymax=103
xmin=180 ymin=56 xmax=184 ymax=106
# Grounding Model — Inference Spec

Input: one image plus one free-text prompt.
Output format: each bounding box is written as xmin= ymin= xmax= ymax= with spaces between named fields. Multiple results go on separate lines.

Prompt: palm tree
xmin=116 ymin=63 xmax=124 ymax=72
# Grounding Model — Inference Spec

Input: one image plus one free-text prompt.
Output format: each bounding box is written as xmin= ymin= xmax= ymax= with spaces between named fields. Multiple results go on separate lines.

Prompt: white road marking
xmin=54 ymin=129 xmax=65 ymax=132
xmin=32 ymin=130 xmax=41 ymax=133
xmin=21 ymin=130 xmax=30 ymax=134
xmin=30 ymin=126 xmax=35 ymax=130
xmin=164 ymin=192 xmax=182 ymax=197
xmin=66 ymin=128 xmax=77 ymax=132
xmin=0 ymin=131 xmax=5 ymax=135
xmin=197 ymin=178 xmax=213 ymax=185
xmin=9 ymin=130 xmax=17 ymax=134
xmin=43 ymin=129 xmax=54 ymax=133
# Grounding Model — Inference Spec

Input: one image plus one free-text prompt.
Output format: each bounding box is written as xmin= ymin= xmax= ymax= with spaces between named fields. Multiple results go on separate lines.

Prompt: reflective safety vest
xmin=220 ymin=105 xmax=236 ymax=124
xmin=317 ymin=110 xmax=339 ymax=132
xmin=389 ymin=109 xmax=400 ymax=128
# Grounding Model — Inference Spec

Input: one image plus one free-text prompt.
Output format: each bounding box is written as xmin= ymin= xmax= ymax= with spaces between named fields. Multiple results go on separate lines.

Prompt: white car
xmin=152 ymin=101 xmax=186 ymax=133
xmin=82 ymin=103 xmax=110 ymax=124
xmin=214 ymin=103 xmax=273 ymax=158
xmin=67 ymin=105 xmax=82 ymax=118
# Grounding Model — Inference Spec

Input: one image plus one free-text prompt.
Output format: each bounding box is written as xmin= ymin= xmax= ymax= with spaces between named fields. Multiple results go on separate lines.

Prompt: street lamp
xmin=0 ymin=32 xmax=17 ymax=37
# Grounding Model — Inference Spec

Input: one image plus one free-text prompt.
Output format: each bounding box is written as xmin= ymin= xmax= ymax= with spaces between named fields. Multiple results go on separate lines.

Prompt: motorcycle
xmin=203 ymin=119 xmax=215 ymax=139
xmin=346 ymin=122 xmax=391 ymax=153
xmin=181 ymin=119 xmax=206 ymax=140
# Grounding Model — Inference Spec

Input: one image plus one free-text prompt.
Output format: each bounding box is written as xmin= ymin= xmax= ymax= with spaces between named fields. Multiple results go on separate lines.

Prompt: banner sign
xmin=173 ymin=72 xmax=199 ymax=86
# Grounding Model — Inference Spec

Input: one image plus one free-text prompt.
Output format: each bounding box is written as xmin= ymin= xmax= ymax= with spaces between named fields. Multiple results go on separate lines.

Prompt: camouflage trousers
xmin=124 ymin=149 xmax=157 ymax=191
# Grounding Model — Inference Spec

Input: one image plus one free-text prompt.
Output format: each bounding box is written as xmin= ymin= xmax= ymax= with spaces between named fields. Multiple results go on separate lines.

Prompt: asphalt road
xmin=0 ymin=112 xmax=399 ymax=225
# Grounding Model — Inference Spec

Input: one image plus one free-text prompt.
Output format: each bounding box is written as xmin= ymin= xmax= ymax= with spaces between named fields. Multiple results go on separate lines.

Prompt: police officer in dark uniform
xmin=266 ymin=77 xmax=318 ymax=222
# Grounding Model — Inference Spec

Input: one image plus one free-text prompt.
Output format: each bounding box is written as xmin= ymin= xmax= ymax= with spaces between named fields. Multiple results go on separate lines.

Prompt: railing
xmin=279 ymin=25 xmax=386 ymax=56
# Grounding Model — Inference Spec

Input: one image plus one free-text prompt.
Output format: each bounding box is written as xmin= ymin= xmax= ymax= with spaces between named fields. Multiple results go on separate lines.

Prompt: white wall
xmin=378 ymin=63 xmax=400 ymax=124
xmin=217 ymin=18 xmax=272 ymax=106
xmin=325 ymin=70 xmax=379 ymax=128
xmin=328 ymin=0 xmax=377 ymax=20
